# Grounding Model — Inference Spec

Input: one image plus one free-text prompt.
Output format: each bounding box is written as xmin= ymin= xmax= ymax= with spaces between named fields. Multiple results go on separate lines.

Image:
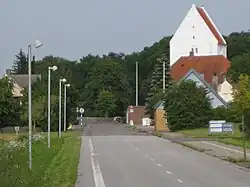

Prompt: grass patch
xmin=0 ymin=131 xmax=81 ymax=187
xmin=179 ymin=128 xmax=250 ymax=148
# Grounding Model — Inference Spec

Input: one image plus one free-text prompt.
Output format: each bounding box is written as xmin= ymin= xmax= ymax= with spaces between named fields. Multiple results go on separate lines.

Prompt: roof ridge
xmin=196 ymin=6 xmax=226 ymax=45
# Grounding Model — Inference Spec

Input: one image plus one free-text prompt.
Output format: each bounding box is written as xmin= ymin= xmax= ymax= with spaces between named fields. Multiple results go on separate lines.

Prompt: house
xmin=154 ymin=100 xmax=169 ymax=132
xmin=180 ymin=68 xmax=228 ymax=108
xmin=126 ymin=105 xmax=149 ymax=125
xmin=170 ymin=4 xmax=227 ymax=66
xmin=3 ymin=69 xmax=41 ymax=98
xmin=171 ymin=55 xmax=231 ymax=90
xmin=217 ymin=79 xmax=234 ymax=103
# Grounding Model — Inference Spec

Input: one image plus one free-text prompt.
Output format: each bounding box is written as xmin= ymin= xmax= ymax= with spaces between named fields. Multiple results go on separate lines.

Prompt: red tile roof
xmin=171 ymin=55 xmax=230 ymax=84
xmin=196 ymin=6 xmax=226 ymax=45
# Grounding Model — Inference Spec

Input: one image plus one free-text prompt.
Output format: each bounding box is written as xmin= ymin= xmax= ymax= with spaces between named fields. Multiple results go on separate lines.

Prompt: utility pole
xmin=136 ymin=61 xmax=138 ymax=106
xmin=163 ymin=58 xmax=166 ymax=92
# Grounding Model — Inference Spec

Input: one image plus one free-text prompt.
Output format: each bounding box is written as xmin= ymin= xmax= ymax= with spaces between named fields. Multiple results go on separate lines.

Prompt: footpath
xmin=131 ymin=125 xmax=250 ymax=168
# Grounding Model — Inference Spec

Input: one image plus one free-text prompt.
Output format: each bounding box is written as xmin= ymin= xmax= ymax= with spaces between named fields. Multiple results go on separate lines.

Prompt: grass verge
xmin=0 ymin=131 xmax=81 ymax=187
xmin=179 ymin=128 xmax=250 ymax=148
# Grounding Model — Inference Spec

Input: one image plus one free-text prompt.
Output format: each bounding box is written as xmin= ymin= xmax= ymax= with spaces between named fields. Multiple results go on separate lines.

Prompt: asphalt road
xmin=75 ymin=122 xmax=250 ymax=187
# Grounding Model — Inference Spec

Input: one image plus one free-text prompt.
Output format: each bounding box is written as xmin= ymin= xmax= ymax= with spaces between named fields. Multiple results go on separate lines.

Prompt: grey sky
xmin=0 ymin=0 xmax=249 ymax=75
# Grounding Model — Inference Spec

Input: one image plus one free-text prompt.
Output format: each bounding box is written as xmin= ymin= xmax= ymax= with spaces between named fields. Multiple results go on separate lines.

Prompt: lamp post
xmin=64 ymin=83 xmax=70 ymax=132
xmin=59 ymin=78 xmax=66 ymax=138
xmin=28 ymin=40 xmax=43 ymax=170
xmin=47 ymin=65 xmax=57 ymax=148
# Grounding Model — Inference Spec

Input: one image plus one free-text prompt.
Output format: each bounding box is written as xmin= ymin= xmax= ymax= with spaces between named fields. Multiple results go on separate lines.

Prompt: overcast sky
xmin=0 ymin=0 xmax=249 ymax=75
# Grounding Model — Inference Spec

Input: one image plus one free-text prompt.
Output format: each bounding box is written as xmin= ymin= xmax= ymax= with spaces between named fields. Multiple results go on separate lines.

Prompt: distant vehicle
xmin=113 ymin=116 xmax=122 ymax=122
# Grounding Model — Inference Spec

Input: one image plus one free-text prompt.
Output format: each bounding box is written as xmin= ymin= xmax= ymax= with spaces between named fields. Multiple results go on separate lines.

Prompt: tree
xmin=227 ymin=52 xmax=250 ymax=83
xmin=164 ymin=80 xmax=212 ymax=131
xmin=145 ymin=53 xmax=171 ymax=118
xmin=21 ymin=95 xmax=45 ymax=131
xmin=231 ymin=74 xmax=250 ymax=159
xmin=12 ymin=49 xmax=28 ymax=74
xmin=84 ymin=59 xmax=130 ymax=116
xmin=0 ymin=77 xmax=19 ymax=130
xmin=95 ymin=90 xmax=117 ymax=117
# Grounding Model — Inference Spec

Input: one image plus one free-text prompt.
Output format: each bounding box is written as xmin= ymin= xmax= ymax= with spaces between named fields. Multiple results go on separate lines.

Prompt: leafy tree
xmin=164 ymin=80 xmax=212 ymax=131
xmin=231 ymin=74 xmax=250 ymax=159
xmin=95 ymin=90 xmax=117 ymax=117
xmin=227 ymin=52 xmax=250 ymax=82
xmin=83 ymin=59 xmax=130 ymax=116
xmin=0 ymin=77 xmax=19 ymax=130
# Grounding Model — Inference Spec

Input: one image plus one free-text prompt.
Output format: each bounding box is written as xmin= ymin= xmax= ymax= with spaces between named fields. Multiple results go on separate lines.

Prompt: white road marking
xmin=202 ymin=141 xmax=250 ymax=156
xmin=166 ymin=170 xmax=172 ymax=174
xmin=150 ymin=158 xmax=155 ymax=161
xmin=144 ymin=154 xmax=148 ymax=157
xmin=177 ymin=179 xmax=183 ymax=183
xmin=89 ymin=138 xmax=106 ymax=187
xmin=156 ymin=163 xmax=162 ymax=167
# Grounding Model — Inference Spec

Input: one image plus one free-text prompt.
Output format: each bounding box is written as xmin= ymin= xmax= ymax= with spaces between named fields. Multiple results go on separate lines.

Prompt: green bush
xmin=164 ymin=80 xmax=212 ymax=131
xmin=212 ymin=105 xmax=241 ymax=123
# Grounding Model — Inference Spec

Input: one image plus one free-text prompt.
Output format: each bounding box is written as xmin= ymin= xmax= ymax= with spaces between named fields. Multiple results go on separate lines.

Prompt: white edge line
xmin=157 ymin=163 xmax=162 ymax=167
xmin=89 ymin=138 xmax=106 ymax=187
xmin=202 ymin=141 xmax=250 ymax=156
xmin=177 ymin=179 xmax=183 ymax=183
xmin=166 ymin=170 xmax=172 ymax=174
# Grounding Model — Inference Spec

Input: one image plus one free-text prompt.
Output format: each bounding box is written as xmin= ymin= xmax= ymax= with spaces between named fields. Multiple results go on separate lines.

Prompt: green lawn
xmin=179 ymin=128 xmax=250 ymax=148
xmin=0 ymin=131 xmax=82 ymax=187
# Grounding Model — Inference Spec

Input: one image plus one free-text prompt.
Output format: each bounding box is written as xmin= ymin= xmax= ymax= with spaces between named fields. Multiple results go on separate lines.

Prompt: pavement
xmin=75 ymin=122 xmax=250 ymax=187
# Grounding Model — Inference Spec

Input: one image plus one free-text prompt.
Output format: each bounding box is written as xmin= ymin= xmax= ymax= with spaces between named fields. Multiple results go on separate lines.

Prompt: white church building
xmin=170 ymin=4 xmax=227 ymax=66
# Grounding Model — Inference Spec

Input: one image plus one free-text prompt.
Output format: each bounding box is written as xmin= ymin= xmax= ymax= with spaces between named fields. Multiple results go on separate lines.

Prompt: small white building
xmin=217 ymin=79 xmax=234 ymax=103
xmin=170 ymin=4 xmax=227 ymax=66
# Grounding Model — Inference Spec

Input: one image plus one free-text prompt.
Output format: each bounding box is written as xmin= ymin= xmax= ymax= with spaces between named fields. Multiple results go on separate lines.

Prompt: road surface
xmin=75 ymin=122 xmax=250 ymax=187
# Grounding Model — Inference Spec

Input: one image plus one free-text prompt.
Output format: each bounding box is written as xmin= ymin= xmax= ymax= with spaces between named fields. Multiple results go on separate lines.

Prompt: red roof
xmin=196 ymin=6 xmax=226 ymax=45
xmin=171 ymin=55 xmax=230 ymax=84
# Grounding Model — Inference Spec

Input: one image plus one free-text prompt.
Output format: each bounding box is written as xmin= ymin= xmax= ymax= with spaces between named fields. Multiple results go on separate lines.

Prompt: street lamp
xmin=47 ymin=65 xmax=57 ymax=148
xmin=64 ymin=83 xmax=70 ymax=132
xmin=28 ymin=40 xmax=43 ymax=170
xmin=58 ymin=78 xmax=66 ymax=138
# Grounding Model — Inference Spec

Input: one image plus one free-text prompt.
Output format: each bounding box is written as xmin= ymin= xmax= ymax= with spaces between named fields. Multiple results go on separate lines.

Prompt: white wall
xmin=170 ymin=5 xmax=221 ymax=66
xmin=217 ymin=45 xmax=227 ymax=57
xmin=218 ymin=80 xmax=233 ymax=102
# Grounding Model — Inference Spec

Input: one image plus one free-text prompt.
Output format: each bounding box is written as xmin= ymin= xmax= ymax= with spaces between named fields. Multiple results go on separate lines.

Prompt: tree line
xmin=1 ymin=31 xmax=250 ymax=131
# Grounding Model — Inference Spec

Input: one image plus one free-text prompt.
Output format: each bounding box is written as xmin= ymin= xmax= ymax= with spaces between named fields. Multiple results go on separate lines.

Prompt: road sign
xmin=14 ymin=126 xmax=20 ymax=136
xmin=209 ymin=120 xmax=226 ymax=133
xmin=79 ymin=108 xmax=84 ymax=114
xmin=222 ymin=123 xmax=233 ymax=132
xmin=209 ymin=120 xmax=233 ymax=134
xmin=129 ymin=105 xmax=134 ymax=113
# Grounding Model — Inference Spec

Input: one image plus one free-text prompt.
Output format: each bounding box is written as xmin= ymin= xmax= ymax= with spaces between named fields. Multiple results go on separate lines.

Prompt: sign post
xmin=14 ymin=126 xmax=20 ymax=136
xmin=79 ymin=108 xmax=84 ymax=126
xmin=79 ymin=108 xmax=84 ymax=117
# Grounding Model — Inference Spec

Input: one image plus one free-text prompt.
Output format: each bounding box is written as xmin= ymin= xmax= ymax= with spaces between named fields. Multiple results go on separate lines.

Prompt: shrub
xmin=164 ymin=80 xmax=212 ymax=131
